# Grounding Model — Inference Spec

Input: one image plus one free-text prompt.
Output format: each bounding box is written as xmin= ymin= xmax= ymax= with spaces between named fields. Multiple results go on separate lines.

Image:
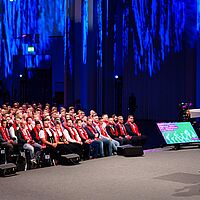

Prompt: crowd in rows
xmin=0 ymin=102 xmax=146 ymax=164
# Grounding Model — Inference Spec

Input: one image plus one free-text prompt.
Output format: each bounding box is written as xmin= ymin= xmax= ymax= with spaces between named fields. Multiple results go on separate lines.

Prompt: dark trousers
xmin=0 ymin=142 xmax=14 ymax=163
xmin=131 ymin=135 xmax=147 ymax=146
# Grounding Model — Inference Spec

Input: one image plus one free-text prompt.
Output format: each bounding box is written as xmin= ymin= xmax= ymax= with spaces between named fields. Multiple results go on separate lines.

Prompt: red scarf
xmin=86 ymin=125 xmax=97 ymax=135
xmin=127 ymin=122 xmax=140 ymax=136
xmin=41 ymin=129 xmax=57 ymax=148
xmin=21 ymin=128 xmax=32 ymax=141
xmin=86 ymin=125 xmax=100 ymax=140
xmin=44 ymin=128 xmax=58 ymax=142
xmin=117 ymin=122 xmax=127 ymax=136
xmin=0 ymin=127 xmax=10 ymax=141
xmin=33 ymin=127 xmax=40 ymax=141
xmin=56 ymin=128 xmax=66 ymax=141
xmin=65 ymin=126 xmax=79 ymax=141
xmin=99 ymin=125 xmax=109 ymax=138
xmin=108 ymin=125 xmax=118 ymax=137
xmin=27 ymin=123 xmax=33 ymax=132
xmin=76 ymin=126 xmax=89 ymax=140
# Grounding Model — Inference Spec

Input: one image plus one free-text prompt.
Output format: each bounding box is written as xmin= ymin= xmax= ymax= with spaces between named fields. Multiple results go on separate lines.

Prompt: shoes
xmin=30 ymin=159 xmax=37 ymax=164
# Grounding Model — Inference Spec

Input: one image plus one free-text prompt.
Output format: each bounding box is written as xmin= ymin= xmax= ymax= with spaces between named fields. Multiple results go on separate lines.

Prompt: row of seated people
xmin=0 ymin=104 xmax=146 ymax=165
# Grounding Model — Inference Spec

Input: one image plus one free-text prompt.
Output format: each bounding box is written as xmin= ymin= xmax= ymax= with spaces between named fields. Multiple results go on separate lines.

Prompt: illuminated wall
xmin=0 ymin=0 xmax=66 ymax=78
xmin=0 ymin=0 xmax=199 ymax=118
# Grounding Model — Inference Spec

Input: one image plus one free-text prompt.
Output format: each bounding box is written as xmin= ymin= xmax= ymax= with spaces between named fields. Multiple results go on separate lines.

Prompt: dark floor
xmin=0 ymin=147 xmax=200 ymax=200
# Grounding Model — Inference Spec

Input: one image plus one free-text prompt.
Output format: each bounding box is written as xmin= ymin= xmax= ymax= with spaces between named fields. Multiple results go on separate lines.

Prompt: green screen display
xmin=157 ymin=122 xmax=200 ymax=144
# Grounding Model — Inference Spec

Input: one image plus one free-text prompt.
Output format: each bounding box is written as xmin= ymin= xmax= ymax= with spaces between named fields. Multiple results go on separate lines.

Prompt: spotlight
xmin=115 ymin=75 xmax=119 ymax=79
xmin=19 ymin=74 xmax=23 ymax=78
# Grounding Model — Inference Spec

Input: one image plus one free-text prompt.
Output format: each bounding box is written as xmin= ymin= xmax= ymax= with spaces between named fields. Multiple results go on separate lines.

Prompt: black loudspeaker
xmin=0 ymin=163 xmax=17 ymax=177
xmin=117 ymin=145 xmax=144 ymax=157
xmin=60 ymin=154 xmax=80 ymax=165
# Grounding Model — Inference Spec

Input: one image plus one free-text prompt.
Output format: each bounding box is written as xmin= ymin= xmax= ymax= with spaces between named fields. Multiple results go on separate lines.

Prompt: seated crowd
xmin=0 ymin=102 xmax=146 ymax=165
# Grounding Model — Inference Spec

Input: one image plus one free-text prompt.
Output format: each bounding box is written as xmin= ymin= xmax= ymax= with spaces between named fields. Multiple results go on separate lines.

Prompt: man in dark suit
xmin=125 ymin=115 xmax=146 ymax=146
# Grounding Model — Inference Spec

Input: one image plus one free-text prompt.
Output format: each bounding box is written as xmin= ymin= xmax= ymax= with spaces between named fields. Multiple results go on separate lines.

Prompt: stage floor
xmin=0 ymin=147 xmax=200 ymax=200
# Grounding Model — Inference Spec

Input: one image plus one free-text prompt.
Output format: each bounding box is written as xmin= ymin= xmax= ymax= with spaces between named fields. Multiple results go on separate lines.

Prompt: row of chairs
xmin=0 ymin=147 xmax=54 ymax=172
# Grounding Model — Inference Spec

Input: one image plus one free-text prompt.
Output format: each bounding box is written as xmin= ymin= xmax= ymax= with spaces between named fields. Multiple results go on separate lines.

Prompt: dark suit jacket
xmin=124 ymin=123 xmax=138 ymax=136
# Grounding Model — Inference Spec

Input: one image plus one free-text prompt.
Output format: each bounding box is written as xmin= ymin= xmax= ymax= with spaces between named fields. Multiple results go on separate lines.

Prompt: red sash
xmin=27 ymin=124 xmax=33 ymax=132
xmin=99 ymin=126 xmax=109 ymax=138
xmin=86 ymin=125 xmax=100 ymax=140
xmin=128 ymin=122 xmax=140 ymax=136
xmin=33 ymin=127 xmax=40 ymax=141
xmin=56 ymin=128 xmax=66 ymax=141
xmin=21 ymin=128 xmax=32 ymax=141
xmin=87 ymin=125 xmax=97 ymax=135
xmin=108 ymin=125 xmax=118 ymax=137
xmin=44 ymin=129 xmax=58 ymax=142
xmin=117 ymin=122 xmax=127 ymax=136
xmin=66 ymin=126 xmax=79 ymax=142
xmin=0 ymin=127 xmax=10 ymax=141
xmin=76 ymin=126 xmax=89 ymax=140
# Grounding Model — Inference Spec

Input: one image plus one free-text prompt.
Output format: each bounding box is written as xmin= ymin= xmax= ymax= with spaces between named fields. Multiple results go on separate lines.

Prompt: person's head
xmin=87 ymin=118 xmax=93 ymax=126
xmin=66 ymin=113 xmax=71 ymax=120
xmin=108 ymin=117 xmax=114 ymax=125
xmin=112 ymin=114 xmax=118 ymax=123
xmin=60 ymin=109 xmax=66 ymax=117
xmin=55 ymin=121 xmax=61 ymax=130
xmin=13 ymin=102 xmax=19 ymax=109
xmin=15 ymin=117 xmax=21 ymax=125
xmin=93 ymin=115 xmax=99 ymax=123
xmin=76 ymin=119 xmax=82 ymax=127
xmin=90 ymin=110 xmax=96 ymax=116
xmin=69 ymin=106 xmax=75 ymax=114
xmin=43 ymin=119 xmax=50 ymax=128
xmin=99 ymin=118 xmax=104 ymax=125
xmin=82 ymin=116 xmax=87 ymax=123
xmin=20 ymin=120 xmax=26 ymax=129
xmin=1 ymin=119 xmax=7 ymax=128
xmin=128 ymin=115 xmax=134 ymax=123
xmin=26 ymin=117 xmax=33 ymax=124
xmin=67 ymin=119 xmax=73 ymax=127
xmin=102 ymin=114 xmax=109 ymax=123
xmin=35 ymin=121 xmax=41 ymax=130
xmin=118 ymin=116 xmax=124 ymax=124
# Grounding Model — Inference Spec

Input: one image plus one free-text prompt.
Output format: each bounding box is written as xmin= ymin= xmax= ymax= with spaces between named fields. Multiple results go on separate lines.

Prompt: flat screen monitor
xmin=157 ymin=122 xmax=200 ymax=144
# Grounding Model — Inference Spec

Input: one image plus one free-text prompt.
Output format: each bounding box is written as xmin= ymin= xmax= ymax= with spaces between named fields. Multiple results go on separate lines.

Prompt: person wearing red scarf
xmin=39 ymin=118 xmax=59 ymax=160
xmin=54 ymin=121 xmax=81 ymax=160
xmin=62 ymin=119 xmax=83 ymax=158
xmin=75 ymin=119 xmax=101 ymax=159
xmin=84 ymin=118 xmax=104 ymax=157
xmin=0 ymin=120 xmax=15 ymax=162
xmin=16 ymin=120 xmax=42 ymax=163
xmin=106 ymin=117 xmax=124 ymax=146
xmin=26 ymin=117 xmax=34 ymax=132
xmin=95 ymin=116 xmax=119 ymax=154
xmin=116 ymin=116 xmax=132 ymax=145
xmin=30 ymin=121 xmax=42 ymax=144
xmin=125 ymin=115 xmax=146 ymax=146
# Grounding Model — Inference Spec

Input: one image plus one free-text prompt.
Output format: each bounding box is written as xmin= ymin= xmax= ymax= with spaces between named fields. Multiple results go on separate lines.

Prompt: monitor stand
xmin=172 ymin=144 xmax=181 ymax=150
xmin=171 ymin=143 xmax=200 ymax=150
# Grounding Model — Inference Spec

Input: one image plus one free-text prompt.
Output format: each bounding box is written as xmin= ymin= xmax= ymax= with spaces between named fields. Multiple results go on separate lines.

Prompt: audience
xmin=0 ymin=102 xmax=146 ymax=165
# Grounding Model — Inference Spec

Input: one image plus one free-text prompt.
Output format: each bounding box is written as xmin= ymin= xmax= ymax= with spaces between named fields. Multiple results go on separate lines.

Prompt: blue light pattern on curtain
xmin=97 ymin=0 xmax=103 ymax=68
xmin=82 ymin=0 xmax=88 ymax=65
xmin=122 ymin=2 xmax=129 ymax=65
xmin=1 ymin=0 xmax=66 ymax=78
xmin=130 ymin=0 xmax=185 ymax=76
xmin=197 ymin=0 xmax=200 ymax=31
